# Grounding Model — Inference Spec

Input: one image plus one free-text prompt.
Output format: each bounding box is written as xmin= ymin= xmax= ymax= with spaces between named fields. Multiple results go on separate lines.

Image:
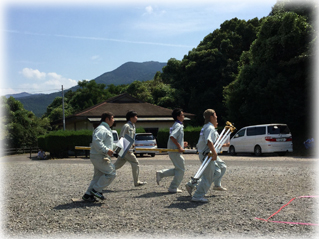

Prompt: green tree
xmin=69 ymin=80 xmax=110 ymax=112
xmin=126 ymin=81 xmax=154 ymax=103
xmin=224 ymin=12 xmax=315 ymax=146
xmin=42 ymin=96 xmax=74 ymax=123
xmin=107 ymin=84 xmax=128 ymax=96
xmin=269 ymin=0 xmax=316 ymax=24
xmin=1 ymin=96 xmax=50 ymax=148
xmin=160 ymin=17 xmax=262 ymax=125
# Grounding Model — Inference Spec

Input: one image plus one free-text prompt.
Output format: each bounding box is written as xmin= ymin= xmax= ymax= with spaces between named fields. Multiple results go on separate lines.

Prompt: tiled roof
xmin=67 ymin=93 xmax=194 ymax=119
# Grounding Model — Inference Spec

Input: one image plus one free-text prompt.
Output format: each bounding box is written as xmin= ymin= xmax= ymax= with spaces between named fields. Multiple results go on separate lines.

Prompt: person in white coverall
xmin=156 ymin=108 xmax=188 ymax=193
xmin=185 ymin=109 xmax=227 ymax=203
xmin=82 ymin=112 xmax=117 ymax=202
xmin=114 ymin=110 xmax=146 ymax=187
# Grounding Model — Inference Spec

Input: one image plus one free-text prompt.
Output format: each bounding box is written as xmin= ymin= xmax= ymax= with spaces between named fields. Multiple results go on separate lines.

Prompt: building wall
xmin=114 ymin=121 xmax=173 ymax=131
xmin=65 ymin=120 xmax=174 ymax=132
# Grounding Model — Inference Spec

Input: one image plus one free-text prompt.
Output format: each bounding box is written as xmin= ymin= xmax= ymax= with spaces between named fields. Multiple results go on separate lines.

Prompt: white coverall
xmin=114 ymin=121 xmax=142 ymax=186
xmin=187 ymin=122 xmax=227 ymax=199
xmin=157 ymin=121 xmax=185 ymax=190
xmin=85 ymin=122 xmax=116 ymax=194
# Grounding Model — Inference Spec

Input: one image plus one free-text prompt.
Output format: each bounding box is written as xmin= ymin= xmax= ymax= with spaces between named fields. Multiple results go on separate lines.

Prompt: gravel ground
xmin=1 ymin=153 xmax=318 ymax=239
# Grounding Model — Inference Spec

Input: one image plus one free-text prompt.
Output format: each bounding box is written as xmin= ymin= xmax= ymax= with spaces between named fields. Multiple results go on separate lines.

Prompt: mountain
xmin=17 ymin=92 xmax=62 ymax=117
xmin=94 ymin=61 xmax=166 ymax=86
xmin=16 ymin=61 xmax=167 ymax=117
xmin=5 ymin=92 xmax=42 ymax=99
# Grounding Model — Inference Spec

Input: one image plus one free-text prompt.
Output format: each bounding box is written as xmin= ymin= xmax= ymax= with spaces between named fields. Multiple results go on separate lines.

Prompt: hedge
xmin=38 ymin=127 xmax=146 ymax=158
xmin=38 ymin=130 xmax=93 ymax=158
xmin=156 ymin=126 xmax=204 ymax=149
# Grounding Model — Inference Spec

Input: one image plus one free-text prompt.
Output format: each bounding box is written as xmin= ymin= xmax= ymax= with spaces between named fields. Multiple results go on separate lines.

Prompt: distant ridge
xmin=93 ymin=61 xmax=166 ymax=86
xmin=5 ymin=92 xmax=43 ymax=99
xmin=14 ymin=61 xmax=166 ymax=117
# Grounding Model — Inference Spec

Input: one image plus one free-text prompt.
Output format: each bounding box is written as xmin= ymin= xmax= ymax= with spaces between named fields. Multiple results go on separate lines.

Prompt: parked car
xmin=134 ymin=133 xmax=157 ymax=157
xmin=229 ymin=124 xmax=293 ymax=156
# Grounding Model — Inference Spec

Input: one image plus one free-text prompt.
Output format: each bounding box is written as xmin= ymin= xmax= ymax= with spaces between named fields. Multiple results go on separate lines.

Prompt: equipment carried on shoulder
xmin=190 ymin=121 xmax=236 ymax=185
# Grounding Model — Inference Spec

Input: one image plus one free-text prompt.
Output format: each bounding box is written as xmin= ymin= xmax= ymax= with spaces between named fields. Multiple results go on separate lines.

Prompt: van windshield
xmin=268 ymin=125 xmax=290 ymax=134
xmin=135 ymin=134 xmax=154 ymax=140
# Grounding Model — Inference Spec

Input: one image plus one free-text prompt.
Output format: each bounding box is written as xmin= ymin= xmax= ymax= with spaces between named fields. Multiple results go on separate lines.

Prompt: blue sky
xmin=1 ymin=0 xmax=277 ymax=95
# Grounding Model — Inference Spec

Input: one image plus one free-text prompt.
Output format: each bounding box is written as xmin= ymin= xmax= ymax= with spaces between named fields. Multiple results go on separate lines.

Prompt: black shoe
xmin=90 ymin=189 xmax=105 ymax=200
xmin=82 ymin=194 xmax=97 ymax=202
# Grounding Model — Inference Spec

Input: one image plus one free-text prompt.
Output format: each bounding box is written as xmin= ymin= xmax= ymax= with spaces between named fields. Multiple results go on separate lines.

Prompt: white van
xmin=229 ymin=124 xmax=293 ymax=156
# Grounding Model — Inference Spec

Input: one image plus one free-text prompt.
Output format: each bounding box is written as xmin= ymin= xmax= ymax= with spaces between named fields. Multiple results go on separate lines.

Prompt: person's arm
xmin=119 ymin=124 xmax=128 ymax=139
xmin=170 ymin=136 xmax=184 ymax=153
xmin=207 ymin=140 xmax=217 ymax=161
xmin=92 ymin=128 xmax=112 ymax=156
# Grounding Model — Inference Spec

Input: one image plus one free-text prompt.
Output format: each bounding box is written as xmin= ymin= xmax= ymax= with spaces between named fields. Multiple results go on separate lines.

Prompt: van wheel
xmin=254 ymin=145 xmax=262 ymax=156
xmin=229 ymin=146 xmax=236 ymax=156
xmin=150 ymin=153 xmax=155 ymax=157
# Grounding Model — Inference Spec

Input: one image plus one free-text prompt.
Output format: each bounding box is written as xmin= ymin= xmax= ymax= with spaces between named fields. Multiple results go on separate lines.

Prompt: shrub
xmin=156 ymin=126 xmax=202 ymax=149
xmin=156 ymin=128 xmax=169 ymax=148
xmin=38 ymin=130 xmax=93 ymax=158
xmin=184 ymin=126 xmax=202 ymax=148
xmin=136 ymin=127 xmax=146 ymax=133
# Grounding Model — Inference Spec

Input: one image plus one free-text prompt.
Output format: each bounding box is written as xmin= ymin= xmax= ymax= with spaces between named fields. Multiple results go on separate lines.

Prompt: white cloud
xmin=91 ymin=55 xmax=100 ymax=60
xmin=47 ymin=72 xmax=62 ymax=80
xmin=145 ymin=5 xmax=153 ymax=14
xmin=0 ymin=88 xmax=19 ymax=96
xmin=143 ymin=5 xmax=166 ymax=16
xmin=21 ymin=68 xmax=46 ymax=80
xmin=17 ymin=68 xmax=78 ymax=94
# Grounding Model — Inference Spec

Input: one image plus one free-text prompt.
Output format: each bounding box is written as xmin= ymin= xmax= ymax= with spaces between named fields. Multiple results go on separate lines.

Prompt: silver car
xmin=134 ymin=133 xmax=157 ymax=157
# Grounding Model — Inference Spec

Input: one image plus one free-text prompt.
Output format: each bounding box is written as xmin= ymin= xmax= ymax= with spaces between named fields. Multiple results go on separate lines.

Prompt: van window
xmin=236 ymin=129 xmax=246 ymax=137
xmin=255 ymin=126 xmax=266 ymax=135
xmin=268 ymin=125 xmax=290 ymax=134
xmin=247 ymin=128 xmax=255 ymax=136
xmin=247 ymin=126 xmax=266 ymax=136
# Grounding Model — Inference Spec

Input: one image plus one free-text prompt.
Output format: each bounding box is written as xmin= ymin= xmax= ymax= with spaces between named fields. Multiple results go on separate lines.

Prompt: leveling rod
xmin=191 ymin=121 xmax=236 ymax=183
xmin=134 ymin=148 xmax=194 ymax=153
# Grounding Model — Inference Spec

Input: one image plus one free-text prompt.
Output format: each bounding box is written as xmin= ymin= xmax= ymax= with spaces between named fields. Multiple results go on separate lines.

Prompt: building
xmin=52 ymin=93 xmax=194 ymax=136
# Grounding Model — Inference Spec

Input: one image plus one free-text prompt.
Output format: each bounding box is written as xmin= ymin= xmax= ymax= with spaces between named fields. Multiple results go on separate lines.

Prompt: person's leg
xmin=114 ymin=156 xmax=127 ymax=170
xmin=192 ymin=159 xmax=221 ymax=199
xmin=157 ymin=168 xmax=175 ymax=181
xmin=125 ymin=151 xmax=146 ymax=186
xmin=185 ymin=154 xmax=207 ymax=196
xmin=85 ymin=166 xmax=103 ymax=195
xmin=168 ymin=152 xmax=185 ymax=190
xmin=90 ymin=154 xmax=116 ymax=193
xmin=214 ymin=158 xmax=227 ymax=188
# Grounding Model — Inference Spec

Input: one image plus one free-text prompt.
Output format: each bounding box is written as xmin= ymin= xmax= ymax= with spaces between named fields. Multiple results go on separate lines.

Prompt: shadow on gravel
xmin=134 ymin=191 xmax=171 ymax=198
xmin=30 ymin=156 xmax=49 ymax=161
xmin=166 ymin=195 xmax=217 ymax=209
xmin=102 ymin=189 xmax=145 ymax=193
xmin=54 ymin=202 xmax=105 ymax=210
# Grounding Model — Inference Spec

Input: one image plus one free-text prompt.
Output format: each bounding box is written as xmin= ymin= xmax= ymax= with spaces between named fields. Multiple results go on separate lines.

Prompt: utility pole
xmin=62 ymin=85 xmax=65 ymax=131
